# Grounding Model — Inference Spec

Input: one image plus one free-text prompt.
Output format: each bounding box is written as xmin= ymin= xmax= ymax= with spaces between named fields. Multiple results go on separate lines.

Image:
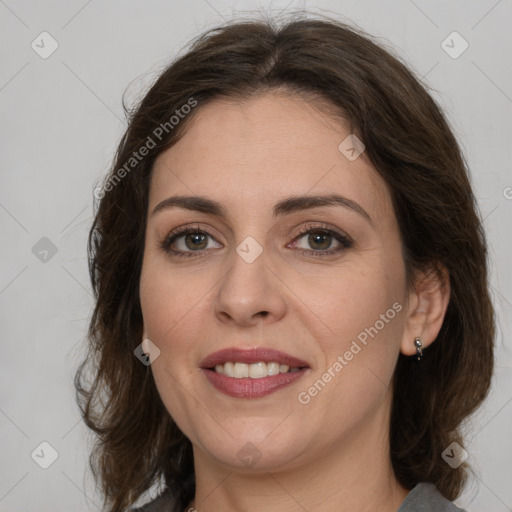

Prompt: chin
xmin=190 ymin=416 xmax=312 ymax=472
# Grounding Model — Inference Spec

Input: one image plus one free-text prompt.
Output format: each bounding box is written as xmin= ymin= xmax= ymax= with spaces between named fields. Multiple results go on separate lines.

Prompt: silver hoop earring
xmin=414 ymin=337 xmax=423 ymax=361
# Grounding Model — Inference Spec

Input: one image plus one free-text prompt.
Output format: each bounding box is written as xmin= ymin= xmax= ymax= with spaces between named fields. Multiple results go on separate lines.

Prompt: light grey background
xmin=1 ymin=1 xmax=511 ymax=510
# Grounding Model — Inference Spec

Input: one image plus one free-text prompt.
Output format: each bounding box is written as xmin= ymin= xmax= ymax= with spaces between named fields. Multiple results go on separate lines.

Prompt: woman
xmin=76 ymin=13 xmax=495 ymax=512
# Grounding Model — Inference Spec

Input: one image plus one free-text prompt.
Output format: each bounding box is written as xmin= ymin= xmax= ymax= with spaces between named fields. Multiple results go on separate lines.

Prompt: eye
xmin=159 ymin=225 xmax=222 ymax=258
xmin=159 ymin=223 xmax=353 ymax=259
xmin=290 ymin=223 xmax=353 ymax=257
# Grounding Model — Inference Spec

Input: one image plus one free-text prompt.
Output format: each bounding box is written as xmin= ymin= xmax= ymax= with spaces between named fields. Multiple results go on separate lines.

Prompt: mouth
xmin=200 ymin=348 xmax=310 ymax=398
xmin=211 ymin=361 xmax=304 ymax=378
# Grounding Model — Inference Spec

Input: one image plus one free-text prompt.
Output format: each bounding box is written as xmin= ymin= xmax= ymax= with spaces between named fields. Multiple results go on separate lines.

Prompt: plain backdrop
xmin=1 ymin=1 xmax=511 ymax=511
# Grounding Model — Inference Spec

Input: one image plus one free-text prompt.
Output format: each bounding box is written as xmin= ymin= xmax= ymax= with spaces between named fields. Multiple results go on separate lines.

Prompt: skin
xmin=139 ymin=90 xmax=450 ymax=512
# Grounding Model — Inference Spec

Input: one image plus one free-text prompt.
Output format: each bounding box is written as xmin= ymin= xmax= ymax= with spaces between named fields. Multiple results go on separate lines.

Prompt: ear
xmin=400 ymin=263 xmax=451 ymax=356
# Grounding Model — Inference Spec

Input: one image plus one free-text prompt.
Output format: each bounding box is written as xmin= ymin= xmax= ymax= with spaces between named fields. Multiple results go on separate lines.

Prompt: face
xmin=139 ymin=91 xmax=410 ymax=472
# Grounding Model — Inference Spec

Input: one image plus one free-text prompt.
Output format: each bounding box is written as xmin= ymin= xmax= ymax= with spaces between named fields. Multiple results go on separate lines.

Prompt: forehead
xmin=150 ymin=92 xmax=393 ymax=222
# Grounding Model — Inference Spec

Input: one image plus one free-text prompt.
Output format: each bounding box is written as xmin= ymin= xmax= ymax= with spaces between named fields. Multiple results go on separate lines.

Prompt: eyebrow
xmin=151 ymin=194 xmax=374 ymax=227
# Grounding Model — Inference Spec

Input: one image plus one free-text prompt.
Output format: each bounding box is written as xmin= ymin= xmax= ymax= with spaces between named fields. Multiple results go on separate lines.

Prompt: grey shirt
xmin=131 ymin=482 xmax=466 ymax=512
xmin=398 ymin=483 xmax=466 ymax=511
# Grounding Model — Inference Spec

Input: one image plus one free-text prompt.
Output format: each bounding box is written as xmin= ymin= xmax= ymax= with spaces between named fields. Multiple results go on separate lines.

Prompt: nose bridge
xmin=213 ymin=234 xmax=286 ymax=325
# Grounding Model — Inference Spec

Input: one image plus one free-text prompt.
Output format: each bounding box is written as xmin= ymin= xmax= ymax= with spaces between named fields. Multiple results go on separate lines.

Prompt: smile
xmin=213 ymin=361 xmax=302 ymax=378
xmin=200 ymin=348 xmax=310 ymax=398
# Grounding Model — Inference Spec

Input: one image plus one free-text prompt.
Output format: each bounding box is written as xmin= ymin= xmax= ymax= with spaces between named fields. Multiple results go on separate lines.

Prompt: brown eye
xmin=183 ymin=232 xmax=208 ymax=250
xmin=291 ymin=225 xmax=353 ymax=257
xmin=159 ymin=227 xmax=222 ymax=257
xmin=305 ymin=231 xmax=335 ymax=250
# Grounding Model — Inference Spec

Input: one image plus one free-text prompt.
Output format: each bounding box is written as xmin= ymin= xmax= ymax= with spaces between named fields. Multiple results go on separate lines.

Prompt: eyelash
xmin=159 ymin=223 xmax=353 ymax=259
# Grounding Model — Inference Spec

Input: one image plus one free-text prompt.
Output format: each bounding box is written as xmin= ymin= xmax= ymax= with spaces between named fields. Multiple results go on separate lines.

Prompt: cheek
xmin=139 ymin=256 xmax=208 ymax=345
xmin=139 ymin=261 xmax=206 ymax=431
xmin=300 ymin=262 xmax=404 ymax=351
xmin=300 ymin=264 xmax=406 ymax=417
xmin=295 ymin=267 xmax=405 ymax=428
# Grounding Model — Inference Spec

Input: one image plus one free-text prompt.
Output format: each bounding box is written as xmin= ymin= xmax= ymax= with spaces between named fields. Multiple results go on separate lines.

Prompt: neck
xmin=187 ymin=388 xmax=410 ymax=512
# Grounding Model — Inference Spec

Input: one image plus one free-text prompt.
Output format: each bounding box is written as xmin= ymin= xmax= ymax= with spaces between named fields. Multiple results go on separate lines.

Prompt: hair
xmin=75 ymin=11 xmax=495 ymax=512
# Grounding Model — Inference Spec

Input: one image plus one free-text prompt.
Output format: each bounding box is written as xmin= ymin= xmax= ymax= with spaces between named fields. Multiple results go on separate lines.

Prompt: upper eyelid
xmin=165 ymin=222 xmax=344 ymax=239
xmin=163 ymin=223 xmax=351 ymax=249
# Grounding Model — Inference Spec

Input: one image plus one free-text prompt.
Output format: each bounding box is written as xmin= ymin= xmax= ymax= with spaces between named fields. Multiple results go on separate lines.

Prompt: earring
xmin=414 ymin=337 xmax=423 ymax=361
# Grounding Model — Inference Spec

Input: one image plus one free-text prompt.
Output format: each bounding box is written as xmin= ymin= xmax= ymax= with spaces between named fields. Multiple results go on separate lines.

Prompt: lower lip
xmin=202 ymin=368 xmax=308 ymax=398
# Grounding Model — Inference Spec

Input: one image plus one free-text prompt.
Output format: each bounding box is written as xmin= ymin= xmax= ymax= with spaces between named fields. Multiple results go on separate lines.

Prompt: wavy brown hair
xmin=75 ymin=12 xmax=495 ymax=512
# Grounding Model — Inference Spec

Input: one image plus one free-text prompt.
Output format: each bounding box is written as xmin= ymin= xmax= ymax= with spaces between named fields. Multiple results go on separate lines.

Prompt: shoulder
xmin=128 ymin=488 xmax=179 ymax=512
xmin=397 ymin=482 xmax=467 ymax=512
xmin=129 ymin=482 xmax=465 ymax=512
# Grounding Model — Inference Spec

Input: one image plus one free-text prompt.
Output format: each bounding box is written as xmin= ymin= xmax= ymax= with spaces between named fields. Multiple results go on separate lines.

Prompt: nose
xmin=213 ymin=246 xmax=287 ymax=328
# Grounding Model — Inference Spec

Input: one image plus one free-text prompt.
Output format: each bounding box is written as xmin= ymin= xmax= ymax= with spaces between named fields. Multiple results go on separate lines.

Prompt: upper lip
xmin=200 ymin=348 xmax=310 ymax=369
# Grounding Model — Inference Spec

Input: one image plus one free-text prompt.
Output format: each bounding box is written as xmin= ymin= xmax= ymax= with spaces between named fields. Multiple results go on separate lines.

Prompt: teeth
xmin=234 ymin=362 xmax=249 ymax=378
xmin=224 ymin=362 xmax=235 ymax=377
xmin=248 ymin=361 xmax=267 ymax=378
xmin=267 ymin=362 xmax=280 ymax=376
xmin=213 ymin=361 xmax=301 ymax=378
